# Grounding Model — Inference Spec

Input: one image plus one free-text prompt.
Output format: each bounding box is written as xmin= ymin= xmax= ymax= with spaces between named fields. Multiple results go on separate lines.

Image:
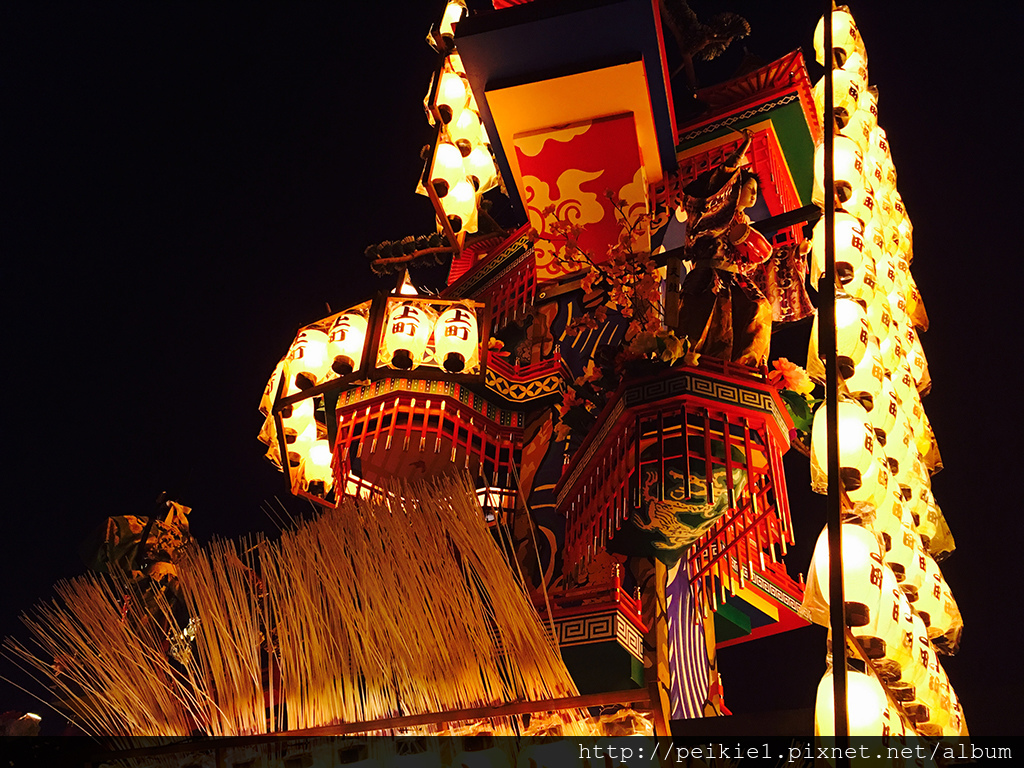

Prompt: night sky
xmin=3 ymin=1 xmax=1020 ymax=736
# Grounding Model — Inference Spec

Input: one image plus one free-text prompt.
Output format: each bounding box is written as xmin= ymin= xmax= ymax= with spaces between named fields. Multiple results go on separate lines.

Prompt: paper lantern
xmin=813 ymin=135 xmax=864 ymax=206
xmin=904 ymin=327 xmax=930 ymax=392
xmin=842 ymin=89 xmax=878 ymax=155
xmin=843 ymin=338 xmax=884 ymax=408
xmin=814 ymin=8 xmax=866 ymax=68
xmin=442 ymin=178 xmax=478 ymax=233
xmin=835 ymin=296 xmax=870 ymax=374
xmin=882 ymin=521 xmax=920 ymax=586
xmin=448 ymin=107 xmax=483 ymax=152
xmin=810 ymin=212 xmax=871 ymax=291
xmin=872 ymin=486 xmax=914 ymax=543
xmin=435 ymin=70 xmax=469 ymax=125
xmin=914 ymin=550 xmax=961 ymax=649
xmin=430 ymin=141 xmax=466 ymax=198
xmin=303 ymin=439 xmax=335 ymax=490
xmin=841 ymin=184 xmax=876 ymax=228
xmin=286 ymin=421 xmax=318 ymax=470
xmin=865 ymin=290 xmax=891 ymax=347
xmin=383 ymin=301 xmax=436 ymax=370
xmin=328 ymin=311 xmax=368 ymax=375
xmin=880 ymin=401 xmax=917 ymax=481
xmin=815 ymin=669 xmax=887 ymax=737
xmin=288 ymin=329 xmax=330 ymax=390
xmin=810 ymin=523 xmax=885 ymax=627
xmin=464 ymin=144 xmax=497 ymax=192
xmin=811 ymin=400 xmax=879 ymax=498
xmin=851 ymin=566 xmax=911 ymax=682
xmin=901 ymin=613 xmax=937 ymax=725
xmin=813 ymin=70 xmax=863 ymax=131
xmin=438 ymin=0 xmax=466 ymax=39
xmin=840 ymin=48 xmax=869 ymax=92
xmin=433 ymin=304 xmax=479 ymax=373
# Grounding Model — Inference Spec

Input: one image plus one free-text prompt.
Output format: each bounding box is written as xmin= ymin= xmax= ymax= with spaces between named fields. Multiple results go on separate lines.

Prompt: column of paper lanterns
xmin=421 ymin=1 xmax=501 ymax=241
xmin=805 ymin=6 xmax=965 ymax=739
xmin=256 ymin=304 xmax=372 ymax=499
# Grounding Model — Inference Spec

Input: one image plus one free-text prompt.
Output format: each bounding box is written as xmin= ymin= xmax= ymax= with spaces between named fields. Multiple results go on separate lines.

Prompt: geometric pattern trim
xmin=621 ymin=370 xmax=788 ymax=435
xmin=678 ymin=95 xmax=800 ymax=144
xmin=485 ymin=369 xmax=563 ymax=404
xmin=746 ymin=563 xmax=803 ymax=614
xmin=553 ymin=611 xmax=644 ymax=661
xmin=337 ymin=376 xmax=525 ymax=430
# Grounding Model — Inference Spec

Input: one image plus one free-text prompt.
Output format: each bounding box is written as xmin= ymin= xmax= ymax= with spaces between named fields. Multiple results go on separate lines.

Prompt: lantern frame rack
xmin=268 ymin=292 xmax=492 ymax=506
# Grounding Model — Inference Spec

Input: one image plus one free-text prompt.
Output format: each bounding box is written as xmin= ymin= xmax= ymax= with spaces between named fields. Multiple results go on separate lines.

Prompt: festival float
xmin=3 ymin=1 xmax=966 ymax=764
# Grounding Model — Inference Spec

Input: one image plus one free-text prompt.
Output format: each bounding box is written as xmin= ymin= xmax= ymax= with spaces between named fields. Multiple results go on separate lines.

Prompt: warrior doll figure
xmin=677 ymin=131 xmax=772 ymax=366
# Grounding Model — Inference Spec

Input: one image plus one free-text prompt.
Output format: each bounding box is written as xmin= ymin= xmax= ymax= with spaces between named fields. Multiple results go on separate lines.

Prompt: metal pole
xmin=818 ymin=0 xmax=850 ymax=754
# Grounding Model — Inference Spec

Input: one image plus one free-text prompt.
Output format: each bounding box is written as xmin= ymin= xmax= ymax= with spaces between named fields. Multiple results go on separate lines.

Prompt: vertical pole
xmin=819 ymin=0 xmax=850 ymax=755
xmin=646 ymin=557 xmax=673 ymax=736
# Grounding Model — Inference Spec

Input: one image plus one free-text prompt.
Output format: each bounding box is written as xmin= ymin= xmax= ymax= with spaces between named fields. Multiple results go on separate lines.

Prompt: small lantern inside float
xmin=433 ymin=303 xmax=479 ymax=373
xmin=289 ymin=328 xmax=331 ymax=390
xmin=328 ymin=311 xmax=368 ymax=375
xmin=383 ymin=300 xmax=436 ymax=370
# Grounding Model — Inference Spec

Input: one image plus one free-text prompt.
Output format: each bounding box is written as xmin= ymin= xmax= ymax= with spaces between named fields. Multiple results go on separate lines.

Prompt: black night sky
xmin=3 ymin=1 xmax=1021 ymax=737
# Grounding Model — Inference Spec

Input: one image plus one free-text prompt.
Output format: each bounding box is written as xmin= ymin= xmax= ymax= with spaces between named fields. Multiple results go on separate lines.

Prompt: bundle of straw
xmin=5 ymin=474 xmax=592 ymax=738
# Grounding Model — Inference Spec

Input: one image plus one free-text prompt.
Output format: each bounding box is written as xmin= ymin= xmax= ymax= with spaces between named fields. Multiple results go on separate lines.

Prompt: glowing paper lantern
xmin=288 ymin=329 xmax=330 ymax=390
xmin=303 ymin=439 xmax=335 ymax=490
xmin=435 ymin=70 xmax=469 ymax=125
xmin=813 ymin=70 xmax=863 ymax=131
xmin=841 ymin=184 xmax=876 ymax=228
xmin=813 ymin=135 xmax=864 ymax=206
xmin=383 ymin=301 xmax=436 ymax=370
xmin=442 ymin=178 xmax=478 ymax=233
xmin=464 ymin=144 xmax=497 ymax=192
xmin=448 ymin=107 xmax=483 ymax=151
xmin=914 ymin=551 xmax=962 ymax=651
xmin=842 ymin=89 xmax=878 ymax=155
xmin=815 ymin=669 xmax=887 ymax=737
xmin=840 ymin=48 xmax=869 ymax=91
xmin=865 ymin=291 xmax=891 ymax=347
xmin=430 ymin=141 xmax=466 ymax=198
xmin=433 ymin=304 xmax=479 ymax=373
xmin=843 ymin=339 xmax=884 ymax=409
xmin=882 ymin=522 xmax=920 ymax=588
xmin=814 ymin=8 xmax=866 ymax=68
xmin=328 ymin=311 xmax=368 ymax=374
xmin=810 ymin=523 xmax=885 ymax=627
xmin=811 ymin=400 xmax=875 ymax=491
xmin=835 ymin=296 xmax=870 ymax=374
xmin=810 ymin=212 xmax=870 ymax=291
xmin=438 ymin=0 xmax=466 ymax=39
